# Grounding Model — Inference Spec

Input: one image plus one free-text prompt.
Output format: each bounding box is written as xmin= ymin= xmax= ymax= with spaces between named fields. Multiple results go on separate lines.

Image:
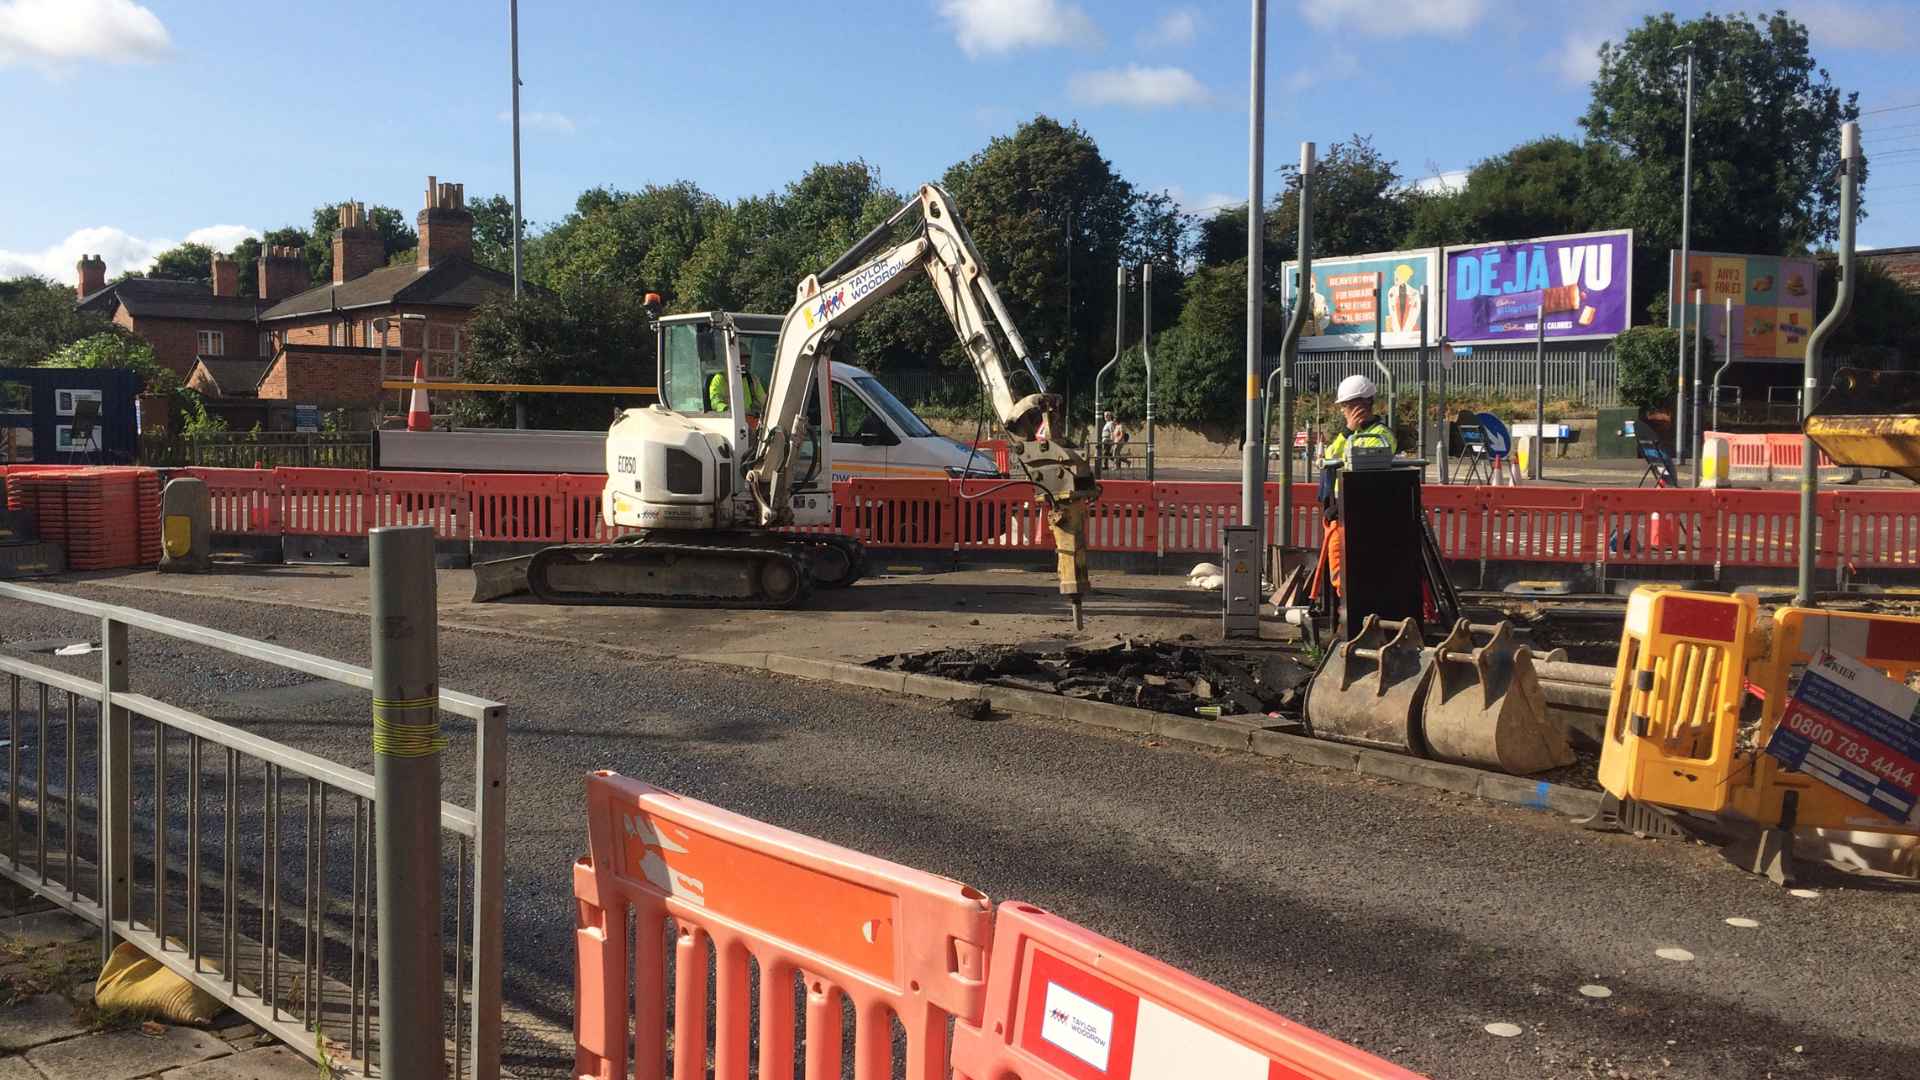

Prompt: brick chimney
xmin=417 ymin=177 xmax=472 ymax=269
xmin=76 ymin=254 xmax=106 ymax=298
xmin=332 ymin=201 xmax=384 ymax=284
xmin=210 ymin=252 xmax=238 ymax=296
xmin=259 ymin=246 xmax=309 ymax=300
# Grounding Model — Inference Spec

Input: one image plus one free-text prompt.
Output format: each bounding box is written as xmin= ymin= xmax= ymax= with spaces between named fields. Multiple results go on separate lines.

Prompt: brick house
xmin=74 ymin=255 xmax=268 ymax=379
xmin=253 ymin=179 xmax=523 ymax=428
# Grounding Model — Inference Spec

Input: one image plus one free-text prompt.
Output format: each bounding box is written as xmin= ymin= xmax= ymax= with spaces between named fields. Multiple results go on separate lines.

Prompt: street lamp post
xmin=1673 ymin=40 xmax=1696 ymax=476
xmin=509 ymin=0 xmax=524 ymax=298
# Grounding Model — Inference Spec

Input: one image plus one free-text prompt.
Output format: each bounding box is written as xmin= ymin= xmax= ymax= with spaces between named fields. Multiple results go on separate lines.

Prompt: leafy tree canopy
xmin=0 ymin=276 xmax=124 ymax=367
xmin=146 ymin=242 xmax=215 ymax=285
xmin=457 ymin=283 xmax=657 ymax=430
xmin=303 ymin=203 xmax=417 ymax=286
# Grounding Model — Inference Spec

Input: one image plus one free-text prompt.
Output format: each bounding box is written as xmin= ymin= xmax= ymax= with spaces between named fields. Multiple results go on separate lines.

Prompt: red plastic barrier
xmin=951 ymin=902 xmax=1421 ymax=1080
xmin=1421 ymin=485 xmax=1485 ymax=561
xmin=1592 ymin=488 xmax=1716 ymax=565
xmin=1085 ymin=479 xmax=1159 ymax=552
xmin=955 ymin=479 xmax=1055 ymax=550
xmin=556 ymin=473 xmax=636 ymax=542
xmin=276 ymin=467 xmax=373 ymax=537
xmin=370 ymin=471 xmax=468 ymax=539
xmin=1765 ymin=433 xmax=1838 ymax=471
xmin=1833 ymin=490 xmax=1920 ymax=570
xmin=1712 ymin=489 xmax=1841 ymax=570
xmin=463 ymin=473 xmax=563 ymax=543
xmin=847 ymin=477 xmax=954 ymax=548
xmin=1154 ymin=482 xmax=1245 ymax=555
xmin=573 ymin=771 xmax=993 ymax=1080
xmin=1482 ymin=487 xmax=1592 ymax=562
xmin=181 ymin=467 xmax=281 ymax=535
xmin=972 ymin=439 xmax=1012 ymax=474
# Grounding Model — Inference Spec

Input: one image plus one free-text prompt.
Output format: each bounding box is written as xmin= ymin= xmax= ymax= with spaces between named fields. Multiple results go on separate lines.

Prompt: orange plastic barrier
xmin=1084 ymin=479 xmax=1158 ymax=552
xmin=1481 ymin=487 xmax=1589 ymax=562
xmin=1592 ymin=488 xmax=1715 ymax=565
xmin=1154 ymin=482 xmax=1245 ymax=556
xmin=1833 ymin=490 xmax=1920 ymax=571
xmin=573 ymin=771 xmax=993 ymax=1080
xmin=463 ymin=473 xmax=563 ymax=543
xmin=848 ymin=477 xmax=955 ymax=548
xmin=1419 ymin=484 xmax=1481 ymax=561
xmin=179 ymin=467 xmax=281 ymax=535
xmin=950 ymin=902 xmax=1421 ymax=1080
xmin=556 ymin=473 xmax=633 ymax=542
xmin=370 ymin=470 xmax=469 ymax=539
xmin=276 ymin=466 xmax=373 ymax=536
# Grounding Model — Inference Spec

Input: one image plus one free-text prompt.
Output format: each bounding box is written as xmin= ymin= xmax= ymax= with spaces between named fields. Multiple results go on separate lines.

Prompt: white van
xmin=655 ymin=311 xmax=1002 ymax=484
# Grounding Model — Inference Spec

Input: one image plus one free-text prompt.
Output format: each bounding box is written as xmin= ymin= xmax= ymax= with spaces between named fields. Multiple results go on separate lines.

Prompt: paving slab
xmin=0 ymin=996 xmax=86 ymax=1052
xmin=0 ymin=1056 xmax=48 ymax=1080
xmin=0 ymin=912 xmax=94 ymax=948
xmin=157 ymin=1046 xmax=313 ymax=1080
xmin=27 ymin=1026 xmax=228 ymax=1080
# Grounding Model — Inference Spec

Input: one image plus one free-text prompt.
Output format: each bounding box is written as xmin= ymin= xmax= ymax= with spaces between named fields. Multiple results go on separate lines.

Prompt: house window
xmin=329 ymin=322 xmax=344 ymax=347
xmin=258 ymin=332 xmax=271 ymax=357
xmin=197 ymin=331 xmax=224 ymax=356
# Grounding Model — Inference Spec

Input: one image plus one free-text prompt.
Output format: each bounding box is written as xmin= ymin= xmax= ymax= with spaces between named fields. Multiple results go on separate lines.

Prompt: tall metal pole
xmin=1093 ymin=264 xmax=1125 ymax=478
xmin=510 ymin=0 xmax=524 ymax=297
xmin=1437 ymin=335 xmax=1450 ymax=483
xmin=1417 ymin=284 xmax=1429 ymax=479
xmin=1674 ymin=42 xmax=1695 ymax=466
xmin=1690 ymin=286 xmax=1705 ymax=485
xmin=1711 ymin=296 xmax=1735 ymax=432
xmin=1798 ymin=121 xmax=1862 ymax=607
xmin=372 ymin=526 xmax=446 ymax=1080
xmin=1242 ymin=0 xmax=1267 ymax=545
xmin=1532 ymin=303 xmax=1546 ymax=480
xmin=1275 ymin=143 xmax=1315 ymax=548
xmin=1142 ymin=263 xmax=1156 ymax=481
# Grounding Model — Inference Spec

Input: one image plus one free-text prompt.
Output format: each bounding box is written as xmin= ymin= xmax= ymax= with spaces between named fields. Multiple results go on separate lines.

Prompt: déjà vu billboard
xmin=1444 ymin=230 xmax=1632 ymax=343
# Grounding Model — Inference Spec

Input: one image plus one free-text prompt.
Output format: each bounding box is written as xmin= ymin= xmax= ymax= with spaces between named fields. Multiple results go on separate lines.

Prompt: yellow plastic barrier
xmin=1598 ymin=588 xmax=1761 ymax=812
xmin=1733 ymin=606 xmax=1920 ymax=834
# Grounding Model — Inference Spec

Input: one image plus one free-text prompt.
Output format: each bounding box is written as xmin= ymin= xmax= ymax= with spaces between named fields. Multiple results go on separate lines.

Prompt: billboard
xmin=1280 ymin=249 xmax=1440 ymax=351
xmin=1668 ymin=251 xmax=1817 ymax=361
xmin=1443 ymin=229 xmax=1633 ymax=344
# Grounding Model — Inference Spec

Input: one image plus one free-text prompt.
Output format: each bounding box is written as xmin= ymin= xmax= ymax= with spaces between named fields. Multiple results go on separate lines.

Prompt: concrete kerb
xmin=687 ymin=651 xmax=1605 ymax=819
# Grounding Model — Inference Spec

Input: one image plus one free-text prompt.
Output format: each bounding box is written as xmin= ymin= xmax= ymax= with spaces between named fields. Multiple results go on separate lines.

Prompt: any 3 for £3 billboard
xmin=1445 ymin=230 xmax=1632 ymax=344
xmin=1669 ymin=251 xmax=1818 ymax=360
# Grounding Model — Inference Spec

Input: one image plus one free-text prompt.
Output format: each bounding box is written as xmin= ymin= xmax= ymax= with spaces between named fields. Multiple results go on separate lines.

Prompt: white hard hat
xmin=1335 ymin=375 xmax=1378 ymax=403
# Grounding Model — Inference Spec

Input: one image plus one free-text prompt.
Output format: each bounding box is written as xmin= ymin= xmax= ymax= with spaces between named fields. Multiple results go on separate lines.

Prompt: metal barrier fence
xmin=0 ymin=582 xmax=504 ymax=1079
xmin=1294 ymin=346 xmax=1619 ymax=410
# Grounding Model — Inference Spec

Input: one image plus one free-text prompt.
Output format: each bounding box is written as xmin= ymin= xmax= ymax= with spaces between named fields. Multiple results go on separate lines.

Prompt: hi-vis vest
xmin=1324 ymin=418 xmax=1396 ymax=465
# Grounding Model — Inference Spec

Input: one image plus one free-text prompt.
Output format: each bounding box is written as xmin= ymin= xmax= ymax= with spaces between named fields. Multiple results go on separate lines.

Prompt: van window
xmin=831 ymin=382 xmax=875 ymax=442
xmin=852 ymin=376 xmax=933 ymax=438
xmin=661 ymin=324 xmax=724 ymax=414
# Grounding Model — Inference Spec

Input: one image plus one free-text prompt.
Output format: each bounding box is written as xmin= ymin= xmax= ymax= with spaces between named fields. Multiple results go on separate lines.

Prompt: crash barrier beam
xmin=1596 ymin=589 xmax=1761 ymax=813
xmin=0 ymin=582 xmax=507 ymax=1078
xmin=1304 ymin=616 xmax=1433 ymax=757
xmin=1736 ymin=606 xmax=1920 ymax=833
xmin=573 ymin=770 xmax=993 ymax=1080
xmin=950 ymin=901 xmax=1423 ymax=1080
xmin=1424 ymin=620 xmax=1574 ymax=775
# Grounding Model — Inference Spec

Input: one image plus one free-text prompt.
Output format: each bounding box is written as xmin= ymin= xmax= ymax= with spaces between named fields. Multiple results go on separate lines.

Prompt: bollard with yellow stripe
xmin=1597 ymin=588 xmax=1762 ymax=812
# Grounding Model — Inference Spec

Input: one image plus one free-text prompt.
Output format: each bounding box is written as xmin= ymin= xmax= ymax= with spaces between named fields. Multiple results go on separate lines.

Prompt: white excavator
xmin=523 ymin=184 xmax=1100 ymax=624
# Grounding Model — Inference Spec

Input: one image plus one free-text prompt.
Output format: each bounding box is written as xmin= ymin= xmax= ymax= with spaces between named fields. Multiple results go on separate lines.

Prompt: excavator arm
xmin=746 ymin=184 xmax=1099 ymax=619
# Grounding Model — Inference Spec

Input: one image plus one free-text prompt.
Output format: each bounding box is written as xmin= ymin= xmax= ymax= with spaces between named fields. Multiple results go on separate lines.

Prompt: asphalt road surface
xmin=6 ymin=583 xmax=1916 ymax=1080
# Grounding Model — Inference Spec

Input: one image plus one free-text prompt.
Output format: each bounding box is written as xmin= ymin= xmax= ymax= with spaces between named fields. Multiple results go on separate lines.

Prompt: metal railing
xmin=1293 ymin=346 xmax=1620 ymax=410
xmin=0 ymin=582 xmax=504 ymax=1079
xmin=185 ymin=433 xmax=376 ymax=469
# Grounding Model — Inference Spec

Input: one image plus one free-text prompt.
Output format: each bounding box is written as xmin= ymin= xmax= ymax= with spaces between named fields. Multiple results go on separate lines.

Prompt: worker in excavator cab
xmin=708 ymin=360 xmax=766 ymax=425
xmin=1314 ymin=375 xmax=1396 ymax=602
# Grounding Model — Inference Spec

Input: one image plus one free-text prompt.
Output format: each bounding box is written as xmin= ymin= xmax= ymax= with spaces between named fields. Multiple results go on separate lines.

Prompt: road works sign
xmin=1766 ymin=650 xmax=1920 ymax=825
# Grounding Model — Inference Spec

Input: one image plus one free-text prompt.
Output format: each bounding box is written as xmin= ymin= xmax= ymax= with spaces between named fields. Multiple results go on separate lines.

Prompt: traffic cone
xmin=407 ymin=359 xmax=432 ymax=431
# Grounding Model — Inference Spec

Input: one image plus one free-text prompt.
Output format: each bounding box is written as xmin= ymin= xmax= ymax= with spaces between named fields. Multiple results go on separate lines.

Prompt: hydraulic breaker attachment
xmin=1424 ymin=620 xmax=1575 ymax=776
xmin=1305 ymin=615 xmax=1434 ymax=756
xmin=1048 ymin=497 xmax=1091 ymax=630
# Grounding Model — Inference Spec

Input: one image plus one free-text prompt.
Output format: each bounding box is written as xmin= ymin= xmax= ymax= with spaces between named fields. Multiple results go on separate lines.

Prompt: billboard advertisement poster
xmin=1281 ymin=249 xmax=1439 ymax=351
xmin=1668 ymin=251 xmax=1817 ymax=361
xmin=1443 ymin=230 xmax=1632 ymax=344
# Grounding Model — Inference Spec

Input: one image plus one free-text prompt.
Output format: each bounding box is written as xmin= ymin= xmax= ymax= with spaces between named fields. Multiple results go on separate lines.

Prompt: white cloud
xmin=1297 ymin=0 xmax=1497 ymax=37
xmin=940 ymin=0 xmax=1101 ymax=58
xmin=0 ymin=224 xmax=259 ymax=284
xmin=1798 ymin=1 xmax=1914 ymax=52
xmin=1138 ymin=7 xmax=1200 ymax=49
xmin=0 ymin=0 xmax=169 ymax=71
xmin=1557 ymin=32 xmax=1607 ymax=85
xmin=499 ymin=109 xmax=575 ymax=133
xmin=1161 ymin=186 xmax=1240 ymax=217
xmin=1407 ymin=170 xmax=1468 ymax=195
xmin=1067 ymin=65 xmax=1209 ymax=109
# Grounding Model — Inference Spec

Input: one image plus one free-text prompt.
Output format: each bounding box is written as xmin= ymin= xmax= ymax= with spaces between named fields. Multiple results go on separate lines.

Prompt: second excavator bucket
xmin=1305 ymin=615 xmax=1434 ymax=756
xmin=1423 ymin=620 xmax=1575 ymax=776
xmin=1806 ymin=367 xmax=1920 ymax=483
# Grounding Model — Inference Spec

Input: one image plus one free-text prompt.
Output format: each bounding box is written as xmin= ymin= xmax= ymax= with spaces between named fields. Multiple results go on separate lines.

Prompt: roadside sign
xmin=1766 ymin=650 xmax=1920 ymax=825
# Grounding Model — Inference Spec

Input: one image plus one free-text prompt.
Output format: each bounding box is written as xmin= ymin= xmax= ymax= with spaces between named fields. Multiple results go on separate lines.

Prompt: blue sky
xmin=3 ymin=0 xmax=1917 ymax=284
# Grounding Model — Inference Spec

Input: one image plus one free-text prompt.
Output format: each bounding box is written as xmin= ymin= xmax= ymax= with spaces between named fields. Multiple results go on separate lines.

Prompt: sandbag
xmin=95 ymin=941 xmax=224 ymax=1024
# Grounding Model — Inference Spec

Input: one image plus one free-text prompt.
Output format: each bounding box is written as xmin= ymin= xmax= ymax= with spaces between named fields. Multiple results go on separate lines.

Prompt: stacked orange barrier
xmin=4 ymin=467 xmax=160 ymax=569
xmin=573 ymin=773 xmax=1420 ymax=1080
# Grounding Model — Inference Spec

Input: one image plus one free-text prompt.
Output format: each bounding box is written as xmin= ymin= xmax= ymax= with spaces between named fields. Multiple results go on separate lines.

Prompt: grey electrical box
xmin=1223 ymin=525 xmax=1261 ymax=637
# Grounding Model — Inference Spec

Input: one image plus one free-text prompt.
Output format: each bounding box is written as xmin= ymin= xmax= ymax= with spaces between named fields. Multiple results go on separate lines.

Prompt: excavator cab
xmin=1805 ymin=367 xmax=1920 ymax=482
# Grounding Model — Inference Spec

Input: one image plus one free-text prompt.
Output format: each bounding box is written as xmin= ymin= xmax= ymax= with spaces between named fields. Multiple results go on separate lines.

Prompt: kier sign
xmin=1766 ymin=650 xmax=1920 ymax=825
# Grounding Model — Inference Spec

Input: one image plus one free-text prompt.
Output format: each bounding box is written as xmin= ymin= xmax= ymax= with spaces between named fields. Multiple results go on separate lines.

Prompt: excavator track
xmin=792 ymin=533 xmax=869 ymax=589
xmin=525 ymin=540 xmax=815 ymax=608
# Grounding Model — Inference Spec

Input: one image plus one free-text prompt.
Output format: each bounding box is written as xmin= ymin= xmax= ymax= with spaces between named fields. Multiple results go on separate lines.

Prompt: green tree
xmin=1581 ymin=11 xmax=1859 ymax=315
xmin=456 ymin=283 xmax=657 ymax=430
xmin=228 ymin=227 xmax=309 ymax=298
xmin=1820 ymin=262 xmax=1920 ymax=369
xmin=147 ymin=242 xmax=215 ymax=285
xmin=304 ymin=203 xmax=418 ymax=285
xmin=0 ymin=276 xmax=123 ymax=366
xmin=1405 ymin=137 xmax=1606 ymax=247
xmin=531 ymin=181 xmax=727 ymax=301
xmin=1110 ymin=260 xmax=1285 ymax=428
xmin=41 ymin=331 xmax=182 ymax=396
xmin=1614 ymin=326 xmax=1683 ymax=410
xmin=469 ymin=193 xmax=518 ymax=273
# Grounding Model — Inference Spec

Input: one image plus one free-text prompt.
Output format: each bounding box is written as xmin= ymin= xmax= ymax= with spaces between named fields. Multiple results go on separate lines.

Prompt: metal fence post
xmin=99 ymin=615 xmax=130 ymax=964
xmin=371 ymin=525 xmax=446 ymax=1080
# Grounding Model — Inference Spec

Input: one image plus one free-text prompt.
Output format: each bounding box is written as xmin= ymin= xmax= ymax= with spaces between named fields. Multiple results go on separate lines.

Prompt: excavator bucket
xmin=1423 ymin=620 xmax=1575 ymax=776
xmin=1806 ymin=367 xmax=1920 ymax=483
xmin=1305 ymin=615 xmax=1434 ymax=756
